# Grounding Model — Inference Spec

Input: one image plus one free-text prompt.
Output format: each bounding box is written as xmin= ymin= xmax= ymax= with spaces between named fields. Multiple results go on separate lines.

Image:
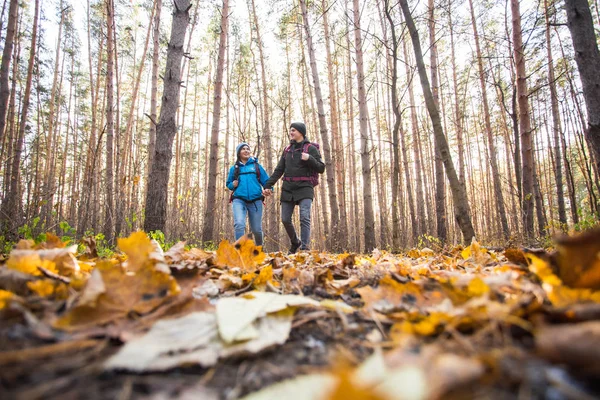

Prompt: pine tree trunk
xmin=400 ymin=0 xmax=475 ymax=243
xmin=147 ymin=0 xmax=162 ymax=181
xmin=545 ymin=0 xmax=567 ymax=228
xmin=77 ymin=1 xmax=102 ymax=235
xmin=511 ymin=0 xmax=535 ymax=240
xmin=144 ymin=0 xmax=191 ymax=233
xmin=250 ymin=0 xmax=275 ymax=248
xmin=564 ymin=0 xmax=600 ymax=169
xmin=103 ymin=0 xmax=116 ymax=243
xmin=0 ymin=0 xmax=17 ymax=149
xmin=352 ymin=0 xmax=376 ymax=251
xmin=0 ymin=0 xmax=37 ymax=239
xmin=344 ymin=4 xmax=360 ymax=250
xmin=299 ymin=0 xmax=340 ymax=249
xmin=40 ymin=3 xmax=66 ymax=231
xmin=449 ymin=3 xmax=466 ymax=190
xmin=428 ymin=0 xmax=447 ymax=243
xmin=322 ymin=0 xmax=348 ymax=250
xmin=403 ymin=38 xmax=426 ymax=239
xmin=201 ymin=0 xmax=228 ymax=244
xmin=469 ymin=0 xmax=509 ymax=240
xmin=384 ymin=0 xmax=413 ymax=250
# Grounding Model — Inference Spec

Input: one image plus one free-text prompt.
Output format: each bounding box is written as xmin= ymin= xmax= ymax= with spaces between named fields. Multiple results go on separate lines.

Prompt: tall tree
xmin=147 ymin=0 xmax=162 ymax=179
xmin=0 ymin=0 xmax=38 ymax=239
xmin=399 ymin=0 xmax=475 ymax=243
xmin=511 ymin=0 xmax=535 ymax=239
xmin=564 ymin=0 xmax=600 ymax=169
xmin=103 ymin=0 xmax=116 ymax=243
xmin=299 ymin=0 xmax=340 ymax=249
xmin=352 ymin=0 xmax=376 ymax=251
xmin=144 ymin=0 xmax=191 ymax=233
xmin=322 ymin=0 xmax=348 ymax=250
xmin=250 ymin=0 xmax=275 ymax=246
xmin=468 ymin=0 xmax=509 ymax=239
xmin=384 ymin=0 xmax=414 ymax=250
xmin=0 ymin=0 xmax=18 ymax=150
xmin=201 ymin=0 xmax=229 ymax=244
xmin=544 ymin=0 xmax=567 ymax=228
xmin=428 ymin=0 xmax=447 ymax=242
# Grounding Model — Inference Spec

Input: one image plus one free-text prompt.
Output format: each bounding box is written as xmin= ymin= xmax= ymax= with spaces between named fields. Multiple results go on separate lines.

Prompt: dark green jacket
xmin=265 ymin=139 xmax=325 ymax=202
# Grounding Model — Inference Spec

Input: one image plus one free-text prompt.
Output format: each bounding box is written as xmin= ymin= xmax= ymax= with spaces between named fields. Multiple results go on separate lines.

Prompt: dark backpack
xmin=282 ymin=142 xmax=320 ymax=187
xmin=229 ymin=162 xmax=261 ymax=203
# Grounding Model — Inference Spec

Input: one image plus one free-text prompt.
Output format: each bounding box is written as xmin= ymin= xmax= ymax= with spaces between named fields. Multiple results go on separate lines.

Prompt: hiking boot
xmin=289 ymin=240 xmax=301 ymax=254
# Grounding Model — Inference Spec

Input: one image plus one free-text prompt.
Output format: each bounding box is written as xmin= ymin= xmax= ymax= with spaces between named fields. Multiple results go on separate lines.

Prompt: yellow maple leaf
xmin=461 ymin=238 xmax=489 ymax=262
xmin=467 ymin=277 xmax=490 ymax=297
xmin=6 ymin=253 xmax=58 ymax=276
xmin=0 ymin=290 xmax=13 ymax=309
xmin=27 ymin=279 xmax=68 ymax=299
xmin=117 ymin=231 xmax=156 ymax=272
xmin=254 ymin=265 xmax=279 ymax=290
xmin=527 ymin=252 xmax=600 ymax=307
xmin=526 ymin=254 xmax=562 ymax=286
xmin=407 ymin=249 xmax=421 ymax=258
xmin=214 ymin=236 xmax=265 ymax=270
xmin=391 ymin=312 xmax=451 ymax=337
xmin=547 ymin=286 xmax=600 ymax=308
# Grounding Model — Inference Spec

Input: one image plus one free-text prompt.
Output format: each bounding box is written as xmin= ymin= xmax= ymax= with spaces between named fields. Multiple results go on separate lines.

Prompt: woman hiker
xmin=263 ymin=122 xmax=325 ymax=253
xmin=226 ymin=143 xmax=270 ymax=247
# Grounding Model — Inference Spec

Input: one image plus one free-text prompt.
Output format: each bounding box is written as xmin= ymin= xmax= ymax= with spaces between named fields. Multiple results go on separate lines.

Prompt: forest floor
xmin=1 ymin=230 xmax=600 ymax=400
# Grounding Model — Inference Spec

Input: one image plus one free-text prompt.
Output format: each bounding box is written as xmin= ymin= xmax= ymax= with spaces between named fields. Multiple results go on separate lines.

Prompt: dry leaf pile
xmin=1 ymin=230 xmax=600 ymax=399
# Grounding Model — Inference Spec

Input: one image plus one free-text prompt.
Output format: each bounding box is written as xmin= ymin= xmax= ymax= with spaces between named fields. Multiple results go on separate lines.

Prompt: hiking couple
xmin=226 ymin=122 xmax=325 ymax=253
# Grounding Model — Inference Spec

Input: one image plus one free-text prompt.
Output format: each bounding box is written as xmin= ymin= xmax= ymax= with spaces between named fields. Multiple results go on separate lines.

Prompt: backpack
xmin=229 ymin=162 xmax=261 ymax=203
xmin=282 ymin=142 xmax=320 ymax=187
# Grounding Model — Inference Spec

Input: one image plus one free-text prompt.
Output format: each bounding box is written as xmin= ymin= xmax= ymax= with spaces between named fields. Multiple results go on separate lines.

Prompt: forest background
xmin=0 ymin=0 xmax=599 ymax=254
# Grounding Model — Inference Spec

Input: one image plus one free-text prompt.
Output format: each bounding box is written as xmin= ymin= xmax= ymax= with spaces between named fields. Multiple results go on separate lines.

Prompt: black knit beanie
xmin=290 ymin=122 xmax=307 ymax=138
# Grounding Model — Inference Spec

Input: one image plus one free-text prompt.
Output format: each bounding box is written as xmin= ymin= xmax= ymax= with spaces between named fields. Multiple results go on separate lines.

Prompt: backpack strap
xmin=254 ymin=162 xmax=261 ymax=181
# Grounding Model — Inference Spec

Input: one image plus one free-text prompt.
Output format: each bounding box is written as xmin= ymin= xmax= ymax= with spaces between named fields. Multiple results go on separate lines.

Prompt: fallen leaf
xmin=239 ymin=374 xmax=337 ymax=400
xmin=192 ymin=279 xmax=219 ymax=298
xmin=27 ymin=279 xmax=68 ymax=299
xmin=54 ymin=259 xmax=180 ymax=330
xmin=554 ymin=229 xmax=600 ymax=289
xmin=217 ymin=292 xmax=319 ymax=343
xmin=0 ymin=289 xmax=13 ymax=309
xmin=214 ymin=235 xmax=265 ymax=270
xmin=105 ymin=308 xmax=296 ymax=372
xmin=537 ymin=321 xmax=600 ymax=375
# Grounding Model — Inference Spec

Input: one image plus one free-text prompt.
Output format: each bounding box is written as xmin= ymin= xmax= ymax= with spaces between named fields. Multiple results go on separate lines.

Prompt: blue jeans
xmin=232 ymin=198 xmax=263 ymax=246
xmin=281 ymin=199 xmax=312 ymax=250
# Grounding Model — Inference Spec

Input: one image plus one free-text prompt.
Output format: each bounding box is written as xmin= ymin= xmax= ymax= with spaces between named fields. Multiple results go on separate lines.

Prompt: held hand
xmin=301 ymin=152 xmax=309 ymax=161
xmin=233 ymin=180 xmax=239 ymax=188
xmin=263 ymin=189 xmax=272 ymax=197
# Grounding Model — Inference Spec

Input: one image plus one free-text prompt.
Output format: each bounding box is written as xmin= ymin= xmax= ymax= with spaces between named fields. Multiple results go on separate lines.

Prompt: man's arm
xmin=306 ymin=146 xmax=325 ymax=173
xmin=264 ymin=154 xmax=285 ymax=188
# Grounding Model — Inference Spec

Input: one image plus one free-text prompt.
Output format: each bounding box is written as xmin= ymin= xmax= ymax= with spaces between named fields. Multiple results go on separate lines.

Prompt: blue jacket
xmin=226 ymin=157 xmax=270 ymax=202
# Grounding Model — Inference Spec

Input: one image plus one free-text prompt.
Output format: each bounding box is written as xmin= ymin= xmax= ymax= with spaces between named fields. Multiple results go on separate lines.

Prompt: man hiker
xmin=263 ymin=122 xmax=325 ymax=253
xmin=226 ymin=142 xmax=270 ymax=247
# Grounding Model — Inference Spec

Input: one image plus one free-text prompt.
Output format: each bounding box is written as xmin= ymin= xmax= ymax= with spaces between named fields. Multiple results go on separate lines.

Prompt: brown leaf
xmin=537 ymin=321 xmax=600 ymax=375
xmin=504 ymin=247 xmax=527 ymax=265
xmin=554 ymin=228 xmax=600 ymax=289
xmin=54 ymin=258 xmax=180 ymax=331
